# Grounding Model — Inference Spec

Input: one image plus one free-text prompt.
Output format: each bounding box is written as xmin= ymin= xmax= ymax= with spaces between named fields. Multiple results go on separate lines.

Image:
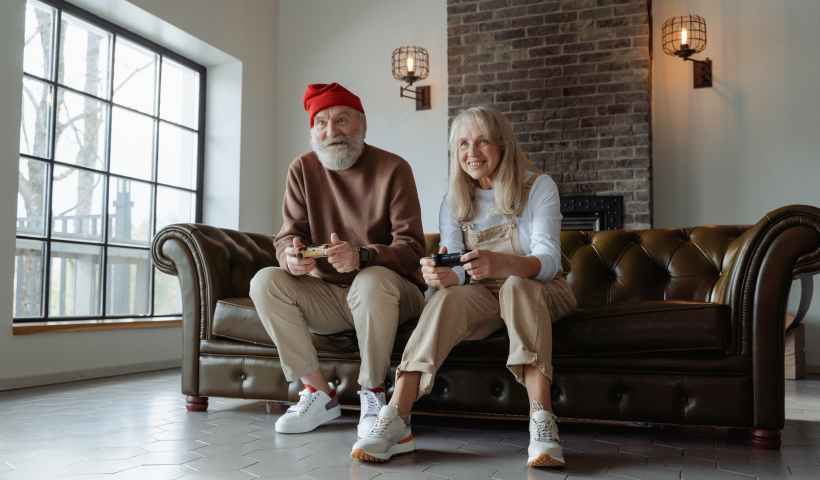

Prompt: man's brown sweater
xmin=274 ymin=144 xmax=425 ymax=290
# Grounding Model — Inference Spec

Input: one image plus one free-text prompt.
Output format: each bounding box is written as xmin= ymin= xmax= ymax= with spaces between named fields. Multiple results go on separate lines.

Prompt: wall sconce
xmin=392 ymin=46 xmax=431 ymax=110
xmin=662 ymin=15 xmax=712 ymax=88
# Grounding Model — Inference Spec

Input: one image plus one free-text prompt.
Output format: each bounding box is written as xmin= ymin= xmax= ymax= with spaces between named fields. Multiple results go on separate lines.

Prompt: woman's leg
xmin=498 ymin=276 xmax=577 ymax=468
xmin=352 ymin=284 xmax=501 ymax=463
xmin=393 ymin=284 xmax=502 ymax=408
xmin=524 ymin=364 xmax=552 ymax=412
xmin=391 ymin=372 xmax=421 ymax=419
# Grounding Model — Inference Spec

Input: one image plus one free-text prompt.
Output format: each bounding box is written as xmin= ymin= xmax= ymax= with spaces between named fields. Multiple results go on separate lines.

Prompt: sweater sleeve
xmin=274 ymin=160 xmax=311 ymax=270
xmin=528 ymin=174 xmax=562 ymax=282
xmin=365 ymin=161 xmax=425 ymax=278
xmin=438 ymin=195 xmax=467 ymax=285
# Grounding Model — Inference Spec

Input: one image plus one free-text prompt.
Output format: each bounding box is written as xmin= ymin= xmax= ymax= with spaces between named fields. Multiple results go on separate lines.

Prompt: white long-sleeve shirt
xmin=439 ymin=172 xmax=563 ymax=285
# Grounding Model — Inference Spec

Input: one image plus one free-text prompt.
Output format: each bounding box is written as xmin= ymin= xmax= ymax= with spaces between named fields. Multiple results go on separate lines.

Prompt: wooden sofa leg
xmin=751 ymin=429 xmax=781 ymax=449
xmin=186 ymin=395 xmax=208 ymax=412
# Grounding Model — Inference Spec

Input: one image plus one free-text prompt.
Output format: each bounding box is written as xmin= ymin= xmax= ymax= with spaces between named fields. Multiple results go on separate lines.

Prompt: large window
xmin=14 ymin=0 xmax=205 ymax=323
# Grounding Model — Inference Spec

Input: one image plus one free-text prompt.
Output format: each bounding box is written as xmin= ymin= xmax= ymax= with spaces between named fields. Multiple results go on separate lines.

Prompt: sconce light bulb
xmin=680 ymin=27 xmax=688 ymax=46
xmin=407 ymin=56 xmax=415 ymax=74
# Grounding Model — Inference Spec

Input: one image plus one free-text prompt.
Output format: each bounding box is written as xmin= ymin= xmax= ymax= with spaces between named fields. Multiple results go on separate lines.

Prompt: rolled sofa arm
xmin=152 ymin=223 xmax=277 ymax=395
xmin=712 ymin=205 xmax=820 ymax=430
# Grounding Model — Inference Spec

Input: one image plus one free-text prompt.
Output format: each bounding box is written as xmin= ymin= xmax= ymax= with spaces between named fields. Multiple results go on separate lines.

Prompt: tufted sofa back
xmin=426 ymin=225 xmax=752 ymax=308
xmin=561 ymin=227 xmax=754 ymax=307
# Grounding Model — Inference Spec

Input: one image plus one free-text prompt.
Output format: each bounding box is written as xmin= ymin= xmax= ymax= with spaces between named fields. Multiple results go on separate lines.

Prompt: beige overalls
xmin=397 ymin=179 xmax=577 ymax=398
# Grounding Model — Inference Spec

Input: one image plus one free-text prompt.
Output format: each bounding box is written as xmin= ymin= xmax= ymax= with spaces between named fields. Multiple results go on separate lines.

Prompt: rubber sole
xmin=274 ymin=405 xmax=341 ymax=434
xmin=527 ymin=452 xmax=565 ymax=468
xmin=351 ymin=435 xmax=416 ymax=462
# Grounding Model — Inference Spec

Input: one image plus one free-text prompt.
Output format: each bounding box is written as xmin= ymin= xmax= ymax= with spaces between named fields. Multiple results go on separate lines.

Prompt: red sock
xmin=368 ymin=387 xmax=385 ymax=393
xmin=304 ymin=384 xmax=336 ymax=397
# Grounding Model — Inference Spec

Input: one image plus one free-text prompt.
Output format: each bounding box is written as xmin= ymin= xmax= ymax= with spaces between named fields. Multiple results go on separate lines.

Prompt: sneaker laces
xmin=287 ymin=389 xmax=317 ymax=416
xmin=358 ymin=390 xmax=383 ymax=417
xmin=532 ymin=414 xmax=559 ymax=443
xmin=368 ymin=414 xmax=394 ymax=437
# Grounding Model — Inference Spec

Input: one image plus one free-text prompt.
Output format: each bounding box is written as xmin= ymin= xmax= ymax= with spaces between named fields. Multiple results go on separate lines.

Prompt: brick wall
xmin=447 ymin=0 xmax=651 ymax=229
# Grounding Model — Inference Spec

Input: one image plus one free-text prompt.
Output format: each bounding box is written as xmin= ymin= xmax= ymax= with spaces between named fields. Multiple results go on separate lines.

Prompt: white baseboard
xmin=0 ymin=359 xmax=181 ymax=391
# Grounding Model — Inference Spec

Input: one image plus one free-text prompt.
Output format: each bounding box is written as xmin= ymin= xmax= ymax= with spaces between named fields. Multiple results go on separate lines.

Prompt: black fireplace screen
xmin=560 ymin=195 xmax=623 ymax=231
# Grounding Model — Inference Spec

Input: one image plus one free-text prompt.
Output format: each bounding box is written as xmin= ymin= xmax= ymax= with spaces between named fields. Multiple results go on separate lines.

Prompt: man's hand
xmin=420 ymin=246 xmax=459 ymax=289
xmin=284 ymin=237 xmax=316 ymax=276
xmin=461 ymin=249 xmax=504 ymax=281
xmin=326 ymin=232 xmax=359 ymax=273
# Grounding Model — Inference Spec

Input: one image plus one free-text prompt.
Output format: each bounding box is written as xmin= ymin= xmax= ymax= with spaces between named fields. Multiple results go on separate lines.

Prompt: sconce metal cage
xmin=392 ymin=46 xmax=429 ymax=85
xmin=662 ymin=14 xmax=707 ymax=58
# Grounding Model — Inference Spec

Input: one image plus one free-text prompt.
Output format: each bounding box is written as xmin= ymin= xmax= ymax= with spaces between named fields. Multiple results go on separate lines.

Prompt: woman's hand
xmin=420 ymin=246 xmax=460 ymax=289
xmin=461 ymin=249 xmax=505 ymax=281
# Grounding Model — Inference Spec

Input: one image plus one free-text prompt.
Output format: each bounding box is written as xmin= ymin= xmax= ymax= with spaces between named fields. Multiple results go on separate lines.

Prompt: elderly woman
xmin=351 ymin=106 xmax=577 ymax=468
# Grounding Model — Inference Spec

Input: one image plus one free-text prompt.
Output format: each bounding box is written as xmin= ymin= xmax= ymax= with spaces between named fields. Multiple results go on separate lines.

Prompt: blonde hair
xmin=448 ymin=106 xmax=534 ymax=221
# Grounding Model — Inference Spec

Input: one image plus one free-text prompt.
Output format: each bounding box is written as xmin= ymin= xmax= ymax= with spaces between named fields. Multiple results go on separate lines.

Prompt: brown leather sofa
xmin=151 ymin=205 xmax=820 ymax=449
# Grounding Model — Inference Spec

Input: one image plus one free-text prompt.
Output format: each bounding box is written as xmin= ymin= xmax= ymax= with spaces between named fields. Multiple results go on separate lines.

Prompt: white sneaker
xmin=351 ymin=405 xmax=415 ymax=462
xmin=274 ymin=388 xmax=341 ymax=434
xmin=527 ymin=409 xmax=565 ymax=468
xmin=357 ymin=388 xmax=386 ymax=438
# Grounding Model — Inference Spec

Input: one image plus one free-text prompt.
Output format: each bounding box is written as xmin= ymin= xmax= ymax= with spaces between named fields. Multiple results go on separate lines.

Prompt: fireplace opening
xmin=560 ymin=195 xmax=623 ymax=231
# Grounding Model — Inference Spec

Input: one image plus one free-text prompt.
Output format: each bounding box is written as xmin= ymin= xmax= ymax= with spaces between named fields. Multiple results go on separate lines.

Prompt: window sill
xmin=13 ymin=318 xmax=182 ymax=335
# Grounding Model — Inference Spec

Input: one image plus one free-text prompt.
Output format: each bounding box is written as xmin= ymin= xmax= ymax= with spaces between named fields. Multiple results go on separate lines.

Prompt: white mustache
xmin=320 ymin=136 xmax=351 ymax=148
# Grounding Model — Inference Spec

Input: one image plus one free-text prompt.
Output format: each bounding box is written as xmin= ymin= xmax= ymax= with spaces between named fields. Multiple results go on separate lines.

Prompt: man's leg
xmin=346 ymin=266 xmax=424 ymax=438
xmin=347 ymin=266 xmax=424 ymax=388
xmin=249 ymin=267 xmax=354 ymax=433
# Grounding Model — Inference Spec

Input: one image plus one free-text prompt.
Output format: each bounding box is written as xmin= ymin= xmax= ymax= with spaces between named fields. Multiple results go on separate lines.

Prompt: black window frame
xmin=14 ymin=0 xmax=206 ymax=324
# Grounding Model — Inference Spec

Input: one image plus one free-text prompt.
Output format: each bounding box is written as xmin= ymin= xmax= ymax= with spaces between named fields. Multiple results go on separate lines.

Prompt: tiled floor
xmin=1 ymin=370 xmax=819 ymax=479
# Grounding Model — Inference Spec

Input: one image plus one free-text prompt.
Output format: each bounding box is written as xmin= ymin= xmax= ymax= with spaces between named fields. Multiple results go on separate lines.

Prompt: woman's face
xmin=455 ymin=121 xmax=501 ymax=187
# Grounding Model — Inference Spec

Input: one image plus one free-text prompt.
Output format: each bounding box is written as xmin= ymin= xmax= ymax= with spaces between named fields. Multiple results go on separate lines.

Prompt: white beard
xmin=311 ymin=132 xmax=365 ymax=171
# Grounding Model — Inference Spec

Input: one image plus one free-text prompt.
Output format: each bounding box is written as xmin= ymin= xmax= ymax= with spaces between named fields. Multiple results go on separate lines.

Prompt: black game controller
xmin=431 ymin=252 xmax=464 ymax=267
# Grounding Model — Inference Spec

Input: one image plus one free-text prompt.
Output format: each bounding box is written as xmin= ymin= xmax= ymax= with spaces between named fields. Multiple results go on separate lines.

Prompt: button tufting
xmin=433 ymin=377 xmax=449 ymax=396
xmin=551 ymin=385 xmax=563 ymax=402
xmin=491 ymin=383 xmax=504 ymax=398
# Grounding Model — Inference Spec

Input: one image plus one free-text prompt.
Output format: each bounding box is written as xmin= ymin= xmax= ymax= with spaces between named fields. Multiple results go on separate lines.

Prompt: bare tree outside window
xmin=14 ymin=0 xmax=204 ymax=323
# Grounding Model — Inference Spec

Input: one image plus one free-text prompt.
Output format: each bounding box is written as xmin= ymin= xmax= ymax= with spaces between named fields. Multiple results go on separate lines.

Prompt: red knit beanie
xmin=303 ymin=83 xmax=364 ymax=127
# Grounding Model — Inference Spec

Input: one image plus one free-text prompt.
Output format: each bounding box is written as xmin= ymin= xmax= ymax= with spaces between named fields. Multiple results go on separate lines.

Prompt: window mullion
xmin=195 ymin=72 xmax=205 ymax=224
xmin=100 ymin=31 xmax=117 ymax=317
xmin=150 ymin=54 xmax=163 ymax=317
xmin=41 ymin=6 xmax=63 ymax=321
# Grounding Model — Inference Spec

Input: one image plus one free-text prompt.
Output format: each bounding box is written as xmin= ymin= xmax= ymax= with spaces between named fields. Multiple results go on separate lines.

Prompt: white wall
xmin=91 ymin=0 xmax=280 ymax=234
xmin=275 ymin=0 xmax=449 ymax=232
xmin=0 ymin=0 xmax=279 ymax=389
xmin=652 ymin=0 xmax=820 ymax=368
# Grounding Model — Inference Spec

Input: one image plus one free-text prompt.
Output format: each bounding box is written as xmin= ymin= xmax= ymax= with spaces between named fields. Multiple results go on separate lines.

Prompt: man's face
xmin=310 ymin=106 xmax=366 ymax=171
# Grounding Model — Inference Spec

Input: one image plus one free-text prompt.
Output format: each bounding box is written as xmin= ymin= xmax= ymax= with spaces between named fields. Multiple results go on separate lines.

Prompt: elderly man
xmin=249 ymin=83 xmax=426 ymax=438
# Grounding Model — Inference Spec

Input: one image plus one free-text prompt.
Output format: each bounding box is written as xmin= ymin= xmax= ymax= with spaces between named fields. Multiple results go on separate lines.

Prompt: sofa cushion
xmin=212 ymin=297 xmax=358 ymax=353
xmin=214 ymin=298 xmax=729 ymax=359
xmin=553 ymin=301 xmax=731 ymax=357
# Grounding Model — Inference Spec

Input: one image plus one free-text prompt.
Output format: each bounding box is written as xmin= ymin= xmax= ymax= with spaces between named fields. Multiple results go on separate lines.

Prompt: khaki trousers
xmin=397 ymin=275 xmax=576 ymax=399
xmin=249 ymin=266 xmax=424 ymax=388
